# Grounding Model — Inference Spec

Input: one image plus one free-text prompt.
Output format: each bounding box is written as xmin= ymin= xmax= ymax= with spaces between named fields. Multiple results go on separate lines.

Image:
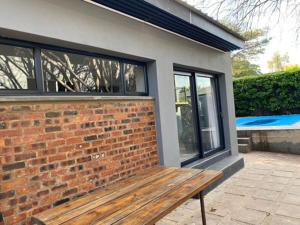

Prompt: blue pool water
xmin=236 ymin=114 xmax=300 ymax=127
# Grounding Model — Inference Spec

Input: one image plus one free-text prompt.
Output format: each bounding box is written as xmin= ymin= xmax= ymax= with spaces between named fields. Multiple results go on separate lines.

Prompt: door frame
xmin=174 ymin=70 xmax=225 ymax=166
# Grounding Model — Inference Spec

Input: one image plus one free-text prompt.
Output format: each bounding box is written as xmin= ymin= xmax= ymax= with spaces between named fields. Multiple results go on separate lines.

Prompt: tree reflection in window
xmin=0 ymin=44 xmax=35 ymax=90
xmin=42 ymin=50 xmax=121 ymax=93
xmin=124 ymin=63 xmax=146 ymax=93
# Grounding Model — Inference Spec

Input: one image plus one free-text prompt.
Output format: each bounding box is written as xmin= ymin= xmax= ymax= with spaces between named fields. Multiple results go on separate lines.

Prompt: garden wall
xmin=0 ymin=98 xmax=159 ymax=225
xmin=234 ymin=70 xmax=300 ymax=117
xmin=238 ymin=129 xmax=300 ymax=155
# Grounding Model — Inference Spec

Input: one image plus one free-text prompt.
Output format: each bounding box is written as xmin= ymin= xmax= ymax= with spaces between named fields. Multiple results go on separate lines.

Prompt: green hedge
xmin=233 ymin=70 xmax=300 ymax=117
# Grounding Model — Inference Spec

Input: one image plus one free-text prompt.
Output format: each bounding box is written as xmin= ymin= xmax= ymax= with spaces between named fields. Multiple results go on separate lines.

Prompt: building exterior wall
xmin=0 ymin=99 xmax=158 ymax=224
xmin=0 ymin=0 xmax=241 ymax=224
xmin=0 ymin=0 xmax=239 ymax=165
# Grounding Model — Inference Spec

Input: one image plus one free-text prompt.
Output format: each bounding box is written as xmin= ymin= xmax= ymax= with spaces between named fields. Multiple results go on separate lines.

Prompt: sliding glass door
xmin=196 ymin=74 xmax=222 ymax=155
xmin=174 ymin=73 xmax=200 ymax=163
xmin=174 ymin=71 xmax=223 ymax=165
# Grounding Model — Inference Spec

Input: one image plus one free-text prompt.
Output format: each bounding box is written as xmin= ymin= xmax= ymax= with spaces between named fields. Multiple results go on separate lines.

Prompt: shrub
xmin=233 ymin=70 xmax=300 ymax=117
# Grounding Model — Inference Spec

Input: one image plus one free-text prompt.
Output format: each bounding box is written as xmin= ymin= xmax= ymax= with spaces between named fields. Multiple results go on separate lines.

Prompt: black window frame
xmin=174 ymin=68 xmax=225 ymax=166
xmin=0 ymin=37 xmax=148 ymax=96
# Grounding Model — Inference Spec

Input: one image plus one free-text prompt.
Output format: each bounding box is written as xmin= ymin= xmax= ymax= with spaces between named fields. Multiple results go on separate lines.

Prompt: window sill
xmin=0 ymin=95 xmax=154 ymax=103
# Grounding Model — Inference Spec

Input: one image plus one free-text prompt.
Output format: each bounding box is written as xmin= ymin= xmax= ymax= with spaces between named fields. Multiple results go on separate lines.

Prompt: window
xmin=0 ymin=44 xmax=36 ymax=90
xmin=42 ymin=50 xmax=121 ymax=93
xmin=174 ymin=71 xmax=224 ymax=165
xmin=0 ymin=38 xmax=147 ymax=96
xmin=124 ymin=63 xmax=146 ymax=93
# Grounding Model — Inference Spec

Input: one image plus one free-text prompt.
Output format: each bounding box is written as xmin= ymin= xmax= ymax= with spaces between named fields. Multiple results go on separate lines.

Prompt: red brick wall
xmin=0 ymin=99 xmax=159 ymax=225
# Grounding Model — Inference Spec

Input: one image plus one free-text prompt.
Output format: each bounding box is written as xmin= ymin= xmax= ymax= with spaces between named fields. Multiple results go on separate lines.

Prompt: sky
xmin=181 ymin=0 xmax=300 ymax=73
xmin=254 ymin=11 xmax=300 ymax=73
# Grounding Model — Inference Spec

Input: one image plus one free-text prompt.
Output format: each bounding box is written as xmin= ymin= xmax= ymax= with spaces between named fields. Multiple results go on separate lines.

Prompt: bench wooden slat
xmin=96 ymin=169 xmax=206 ymax=225
xmin=34 ymin=166 xmax=173 ymax=224
xmin=32 ymin=167 xmax=222 ymax=225
xmin=106 ymin=170 xmax=223 ymax=225
xmin=60 ymin=168 xmax=203 ymax=225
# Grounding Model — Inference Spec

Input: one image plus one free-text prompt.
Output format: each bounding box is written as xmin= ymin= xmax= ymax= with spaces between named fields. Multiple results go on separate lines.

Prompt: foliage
xmin=284 ymin=64 xmax=300 ymax=72
xmin=233 ymin=70 xmax=300 ymax=117
xmin=224 ymin=23 xmax=270 ymax=78
xmin=267 ymin=52 xmax=289 ymax=72
xmin=232 ymin=56 xmax=261 ymax=78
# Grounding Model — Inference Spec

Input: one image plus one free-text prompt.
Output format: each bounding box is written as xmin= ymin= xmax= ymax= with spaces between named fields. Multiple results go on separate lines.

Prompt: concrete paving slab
xmin=159 ymin=152 xmax=300 ymax=225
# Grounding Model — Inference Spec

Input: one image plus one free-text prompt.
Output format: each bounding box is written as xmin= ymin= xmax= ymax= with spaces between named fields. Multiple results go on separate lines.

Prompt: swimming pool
xmin=236 ymin=114 xmax=300 ymax=127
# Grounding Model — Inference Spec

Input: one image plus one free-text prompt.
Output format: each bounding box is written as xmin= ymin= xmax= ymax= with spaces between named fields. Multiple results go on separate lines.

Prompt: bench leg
xmin=199 ymin=192 xmax=206 ymax=225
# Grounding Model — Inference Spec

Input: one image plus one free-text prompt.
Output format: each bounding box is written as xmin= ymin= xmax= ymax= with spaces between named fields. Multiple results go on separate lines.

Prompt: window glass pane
xmin=175 ymin=74 xmax=199 ymax=162
xmin=41 ymin=49 xmax=121 ymax=93
xmin=196 ymin=75 xmax=221 ymax=151
xmin=124 ymin=63 xmax=146 ymax=93
xmin=0 ymin=44 xmax=36 ymax=90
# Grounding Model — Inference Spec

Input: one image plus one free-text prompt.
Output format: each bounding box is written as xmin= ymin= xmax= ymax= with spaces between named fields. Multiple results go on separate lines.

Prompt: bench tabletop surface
xmin=32 ymin=167 xmax=222 ymax=225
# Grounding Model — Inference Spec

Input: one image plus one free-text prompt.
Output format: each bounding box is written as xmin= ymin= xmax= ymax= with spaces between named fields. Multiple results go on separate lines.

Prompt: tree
xmin=225 ymin=24 xmax=270 ymax=77
xmin=284 ymin=64 xmax=300 ymax=72
xmin=232 ymin=55 xmax=261 ymax=77
xmin=267 ymin=52 xmax=289 ymax=72
xmin=190 ymin=0 xmax=299 ymax=32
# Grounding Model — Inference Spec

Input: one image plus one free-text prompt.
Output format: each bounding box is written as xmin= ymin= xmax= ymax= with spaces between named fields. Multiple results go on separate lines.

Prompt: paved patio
xmin=158 ymin=151 xmax=300 ymax=225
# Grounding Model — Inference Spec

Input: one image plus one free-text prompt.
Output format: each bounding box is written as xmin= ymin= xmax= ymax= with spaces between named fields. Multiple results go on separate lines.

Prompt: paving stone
xmin=245 ymin=198 xmax=274 ymax=213
xmin=256 ymin=181 xmax=286 ymax=192
xmin=280 ymin=193 xmax=300 ymax=206
xmin=157 ymin=218 xmax=178 ymax=225
xmin=264 ymin=175 xmax=290 ymax=184
xmin=181 ymin=214 xmax=221 ymax=225
xmin=287 ymin=185 xmax=300 ymax=196
xmin=230 ymin=178 xmax=257 ymax=188
xmin=253 ymin=189 xmax=281 ymax=201
xmin=235 ymin=173 xmax=265 ymax=181
xmin=224 ymin=185 xmax=254 ymax=196
xmin=276 ymin=203 xmax=300 ymax=219
xmin=207 ymin=202 xmax=229 ymax=217
xmin=272 ymin=170 xmax=294 ymax=178
xmin=268 ymin=215 xmax=300 ymax=225
xmin=158 ymin=152 xmax=300 ymax=225
xmin=292 ymin=178 xmax=300 ymax=186
xmin=231 ymin=208 xmax=267 ymax=225
xmin=247 ymin=168 xmax=273 ymax=175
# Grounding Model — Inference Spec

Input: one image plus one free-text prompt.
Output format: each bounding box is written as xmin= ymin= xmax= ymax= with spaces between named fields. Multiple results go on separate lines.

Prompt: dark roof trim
xmin=90 ymin=0 xmax=241 ymax=52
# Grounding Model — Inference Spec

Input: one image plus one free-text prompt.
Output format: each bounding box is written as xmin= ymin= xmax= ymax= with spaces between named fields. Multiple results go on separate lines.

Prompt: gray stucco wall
xmin=0 ymin=0 xmax=239 ymax=167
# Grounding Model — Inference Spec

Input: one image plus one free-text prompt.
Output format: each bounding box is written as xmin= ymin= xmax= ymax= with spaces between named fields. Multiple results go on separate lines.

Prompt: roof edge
xmin=173 ymin=0 xmax=246 ymax=41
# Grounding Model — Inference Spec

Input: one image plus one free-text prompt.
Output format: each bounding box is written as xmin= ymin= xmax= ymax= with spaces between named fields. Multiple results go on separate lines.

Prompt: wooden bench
xmin=32 ymin=167 xmax=223 ymax=225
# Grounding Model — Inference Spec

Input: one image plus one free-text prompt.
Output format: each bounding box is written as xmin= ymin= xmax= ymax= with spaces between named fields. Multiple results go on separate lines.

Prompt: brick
xmin=40 ymin=163 xmax=58 ymax=172
xmin=12 ymin=105 xmax=31 ymax=111
xmin=63 ymin=188 xmax=78 ymax=197
xmin=3 ymin=173 xmax=11 ymax=181
xmin=81 ymin=122 xmax=95 ymax=129
xmin=0 ymin=100 xmax=158 ymax=225
xmin=53 ymin=198 xmax=70 ymax=207
xmin=31 ymin=142 xmax=46 ymax=150
xmin=84 ymin=135 xmax=97 ymax=142
xmin=0 ymin=121 xmax=7 ymax=129
xmin=63 ymin=111 xmax=78 ymax=116
xmin=45 ymin=112 xmax=61 ymax=118
xmin=123 ymin=129 xmax=133 ymax=135
xmin=49 ymin=154 xmax=66 ymax=163
xmin=51 ymin=183 xmax=67 ymax=192
xmin=0 ymin=190 xmax=15 ymax=200
xmin=19 ymin=203 xmax=32 ymax=212
xmin=15 ymin=152 xmax=36 ymax=161
xmin=45 ymin=126 xmax=61 ymax=132
xmin=2 ymin=162 xmax=25 ymax=171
